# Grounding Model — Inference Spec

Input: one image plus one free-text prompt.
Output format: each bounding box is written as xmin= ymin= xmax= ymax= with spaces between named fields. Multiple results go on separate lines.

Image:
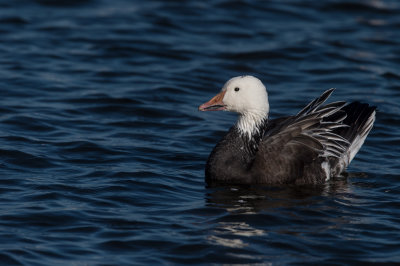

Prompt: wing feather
xmin=254 ymin=89 xmax=353 ymax=183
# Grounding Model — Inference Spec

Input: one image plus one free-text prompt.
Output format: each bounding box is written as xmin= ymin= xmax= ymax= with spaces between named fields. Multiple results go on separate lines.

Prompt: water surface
xmin=0 ymin=0 xmax=399 ymax=264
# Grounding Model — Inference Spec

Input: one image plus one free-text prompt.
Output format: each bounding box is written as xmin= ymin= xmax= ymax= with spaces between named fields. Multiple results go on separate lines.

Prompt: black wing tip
xmin=325 ymin=88 xmax=335 ymax=93
xmin=297 ymin=88 xmax=336 ymax=117
xmin=341 ymin=101 xmax=376 ymax=132
xmin=320 ymin=88 xmax=335 ymax=99
xmin=344 ymin=101 xmax=377 ymax=114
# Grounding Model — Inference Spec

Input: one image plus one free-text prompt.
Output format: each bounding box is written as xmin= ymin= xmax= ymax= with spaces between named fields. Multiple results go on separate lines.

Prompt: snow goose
xmin=199 ymin=75 xmax=376 ymax=185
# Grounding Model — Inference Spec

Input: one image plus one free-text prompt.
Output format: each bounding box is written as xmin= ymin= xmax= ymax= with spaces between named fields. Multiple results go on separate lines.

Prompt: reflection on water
xmin=205 ymin=180 xmax=355 ymax=252
xmin=206 ymin=179 xmax=352 ymax=213
xmin=208 ymin=221 xmax=266 ymax=248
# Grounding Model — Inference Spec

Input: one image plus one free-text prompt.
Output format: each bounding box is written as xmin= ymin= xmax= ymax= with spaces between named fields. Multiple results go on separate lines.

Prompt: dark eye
xmin=234 ymin=87 xmax=240 ymax=92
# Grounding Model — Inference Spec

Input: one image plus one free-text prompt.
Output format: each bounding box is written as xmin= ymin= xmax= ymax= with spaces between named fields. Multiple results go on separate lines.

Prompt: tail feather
xmin=337 ymin=102 xmax=376 ymax=146
xmin=331 ymin=101 xmax=376 ymax=172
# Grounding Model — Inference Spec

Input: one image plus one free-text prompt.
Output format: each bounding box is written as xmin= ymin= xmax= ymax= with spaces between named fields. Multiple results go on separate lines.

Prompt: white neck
xmin=236 ymin=111 xmax=268 ymax=139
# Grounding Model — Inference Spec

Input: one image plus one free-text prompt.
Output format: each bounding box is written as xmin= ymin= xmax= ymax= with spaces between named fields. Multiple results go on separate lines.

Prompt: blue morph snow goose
xmin=199 ymin=75 xmax=376 ymax=185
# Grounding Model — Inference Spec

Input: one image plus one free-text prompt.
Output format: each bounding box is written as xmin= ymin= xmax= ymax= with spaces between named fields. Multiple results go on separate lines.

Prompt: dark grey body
xmin=205 ymin=90 xmax=376 ymax=186
xmin=206 ymin=119 xmax=327 ymax=185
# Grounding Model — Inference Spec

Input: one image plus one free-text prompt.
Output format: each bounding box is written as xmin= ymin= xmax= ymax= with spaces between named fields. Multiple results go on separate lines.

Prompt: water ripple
xmin=0 ymin=0 xmax=399 ymax=264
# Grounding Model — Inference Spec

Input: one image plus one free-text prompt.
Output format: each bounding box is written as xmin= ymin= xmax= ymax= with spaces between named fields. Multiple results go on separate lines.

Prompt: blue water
xmin=0 ymin=0 xmax=399 ymax=264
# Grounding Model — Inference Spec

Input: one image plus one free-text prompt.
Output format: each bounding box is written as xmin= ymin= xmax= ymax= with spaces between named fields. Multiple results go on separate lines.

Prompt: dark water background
xmin=0 ymin=0 xmax=399 ymax=265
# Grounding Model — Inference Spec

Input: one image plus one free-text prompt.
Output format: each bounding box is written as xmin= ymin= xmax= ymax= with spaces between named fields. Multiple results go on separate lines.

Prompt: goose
xmin=199 ymin=75 xmax=376 ymax=185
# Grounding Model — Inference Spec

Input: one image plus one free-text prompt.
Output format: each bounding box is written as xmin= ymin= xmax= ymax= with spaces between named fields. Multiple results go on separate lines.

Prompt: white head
xmin=199 ymin=75 xmax=270 ymax=137
xmin=221 ymin=76 xmax=269 ymax=115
